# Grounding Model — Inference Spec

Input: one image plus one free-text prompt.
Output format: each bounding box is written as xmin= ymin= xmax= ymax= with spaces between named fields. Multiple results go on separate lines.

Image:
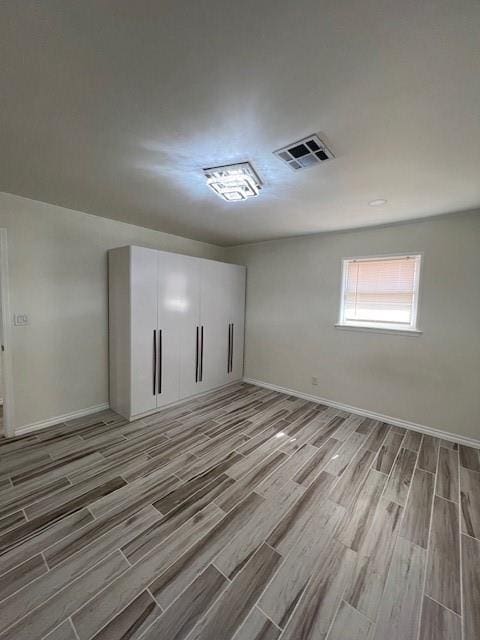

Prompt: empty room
xmin=1 ymin=2 xmax=479 ymax=639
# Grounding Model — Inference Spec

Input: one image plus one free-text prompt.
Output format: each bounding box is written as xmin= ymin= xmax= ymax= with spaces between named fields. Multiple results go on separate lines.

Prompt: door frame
xmin=0 ymin=229 xmax=15 ymax=436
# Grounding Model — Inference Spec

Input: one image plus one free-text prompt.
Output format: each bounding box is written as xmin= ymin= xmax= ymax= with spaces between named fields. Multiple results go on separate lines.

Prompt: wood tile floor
xmin=0 ymin=383 xmax=479 ymax=640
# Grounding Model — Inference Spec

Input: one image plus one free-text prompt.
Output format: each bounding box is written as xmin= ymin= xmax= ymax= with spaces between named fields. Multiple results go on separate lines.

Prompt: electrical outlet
xmin=311 ymin=376 xmax=318 ymax=386
xmin=14 ymin=313 xmax=29 ymax=326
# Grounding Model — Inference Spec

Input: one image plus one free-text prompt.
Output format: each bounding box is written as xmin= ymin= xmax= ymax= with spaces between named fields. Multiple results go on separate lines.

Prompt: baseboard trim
xmin=15 ymin=403 xmax=110 ymax=436
xmin=243 ymin=377 xmax=480 ymax=449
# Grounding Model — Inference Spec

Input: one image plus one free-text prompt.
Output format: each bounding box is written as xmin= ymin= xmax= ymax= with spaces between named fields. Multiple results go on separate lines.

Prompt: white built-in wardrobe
xmin=108 ymin=246 xmax=246 ymax=421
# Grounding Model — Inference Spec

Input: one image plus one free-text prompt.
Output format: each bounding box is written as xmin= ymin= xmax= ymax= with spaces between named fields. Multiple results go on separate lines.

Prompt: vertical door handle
xmin=195 ymin=326 xmax=199 ymax=383
xmin=227 ymin=323 xmax=231 ymax=373
xmin=230 ymin=323 xmax=234 ymax=372
xmin=157 ymin=329 xmax=162 ymax=394
xmin=199 ymin=325 xmax=204 ymax=382
xmin=153 ymin=330 xmax=157 ymax=395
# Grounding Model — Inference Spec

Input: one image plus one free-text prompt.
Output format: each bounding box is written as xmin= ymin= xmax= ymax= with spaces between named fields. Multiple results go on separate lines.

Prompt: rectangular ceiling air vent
xmin=274 ymin=134 xmax=334 ymax=171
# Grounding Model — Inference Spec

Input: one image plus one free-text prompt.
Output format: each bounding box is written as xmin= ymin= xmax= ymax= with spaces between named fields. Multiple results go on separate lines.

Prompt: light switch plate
xmin=14 ymin=313 xmax=29 ymax=326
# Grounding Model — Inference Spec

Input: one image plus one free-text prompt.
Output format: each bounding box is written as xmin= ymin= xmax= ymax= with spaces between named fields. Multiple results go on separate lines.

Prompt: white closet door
xmin=130 ymin=247 xmax=158 ymax=416
xmin=199 ymin=259 xmax=232 ymax=391
xmin=156 ymin=251 xmax=188 ymax=408
xmin=229 ymin=265 xmax=246 ymax=380
xmin=178 ymin=256 xmax=201 ymax=398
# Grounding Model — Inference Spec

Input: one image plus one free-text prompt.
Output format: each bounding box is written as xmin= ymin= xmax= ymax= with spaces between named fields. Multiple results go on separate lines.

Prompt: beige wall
xmin=0 ymin=192 xmax=224 ymax=432
xmin=226 ymin=211 xmax=480 ymax=441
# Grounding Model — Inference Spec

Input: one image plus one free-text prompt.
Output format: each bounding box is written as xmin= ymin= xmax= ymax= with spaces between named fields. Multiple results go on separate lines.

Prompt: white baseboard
xmin=244 ymin=377 xmax=480 ymax=449
xmin=15 ymin=403 xmax=110 ymax=436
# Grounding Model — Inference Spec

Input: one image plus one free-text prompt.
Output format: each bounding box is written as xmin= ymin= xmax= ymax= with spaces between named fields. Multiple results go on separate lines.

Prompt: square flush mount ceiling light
xmin=203 ymin=162 xmax=263 ymax=202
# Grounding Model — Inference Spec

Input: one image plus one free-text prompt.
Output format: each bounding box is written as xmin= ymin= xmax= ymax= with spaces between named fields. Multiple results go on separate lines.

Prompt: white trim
xmin=14 ymin=403 xmax=110 ymax=436
xmin=335 ymin=324 xmax=422 ymax=337
xmin=0 ymin=229 xmax=15 ymax=437
xmin=243 ymin=377 xmax=480 ymax=449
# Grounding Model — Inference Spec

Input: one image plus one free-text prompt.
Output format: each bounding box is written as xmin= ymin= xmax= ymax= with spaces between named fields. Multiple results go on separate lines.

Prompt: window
xmin=338 ymin=254 xmax=421 ymax=332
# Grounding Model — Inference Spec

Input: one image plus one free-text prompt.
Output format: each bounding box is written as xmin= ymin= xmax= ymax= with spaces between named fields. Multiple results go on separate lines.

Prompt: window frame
xmin=336 ymin=252 xmax=423 ymax=335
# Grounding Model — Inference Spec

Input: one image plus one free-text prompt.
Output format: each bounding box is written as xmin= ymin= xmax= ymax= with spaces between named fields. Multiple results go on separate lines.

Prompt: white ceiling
xmin=1 ymin=1 xmax=480 ymax=246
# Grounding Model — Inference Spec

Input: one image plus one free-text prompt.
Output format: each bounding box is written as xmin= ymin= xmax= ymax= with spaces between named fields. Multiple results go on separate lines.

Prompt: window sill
xmin=335 ymin=323 xmax=422 ymax=337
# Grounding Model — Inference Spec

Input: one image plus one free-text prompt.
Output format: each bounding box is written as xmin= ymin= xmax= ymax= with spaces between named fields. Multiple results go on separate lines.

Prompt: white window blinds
xmin=340 ymin=255 xmax=421 ymax=329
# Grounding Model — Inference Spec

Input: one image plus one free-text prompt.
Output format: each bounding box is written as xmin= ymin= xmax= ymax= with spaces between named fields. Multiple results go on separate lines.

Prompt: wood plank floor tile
xmin=400 ymin=468 xmax=434 ymax=549
xmin=417 ymin=436 xmax=439 ymax=474
xmin=461 ymin=533 xmax=480 ymax=640
xmin=0 ymin=477 xmax=71 ymax=520
xmin=190 ymin=543 xmax=281 ymax=640
xmin=75 ymin=493 xmax=260 ymax=638
xmin=89 ymin=589 xmax=162 ymax=640
xmin=213 ymin=483 xmax=304 ymax=580
xmin=257 ymin=444 xmax=317 ymax=494
xmin=0 ymin=508 xmax=93 ymax=576
xmin=436 ymin=447 xmax=459 ymax=502
xmin=233 ymin=607 xmax=280 ymax=640
xmin=336 ymin=469 xmax=387 ymax=552
xmin=362 ymin=421 xmax=390 ymax=453
xmin=403 ymin=429 xmax=422 ymax=452
xmin=44 ymin=619 xmax=78 ymax=640
xmin=0 ymin=551 xmax=129 ymax=640
xmin=44 ymin=505 xmax=160 ymax=570
xmin=383 ymin=447 xmax=417 ymax=506
xmin=323 ymin=432 xmax=366 ymax=476
xmin=0 ymin=509 xmax=26 ymax=534
xmin=418 ymin=595 xmax=461 ymax=640
xmin=345 ymin=498 xmax=403 ymax=620
xmin=308 ymin=415 xmax=346 ymax=448
xmin=278 ymin=539 xmax=356 ymax=639
xmin=460 ymin=465 xmax=480 ymax=539
xmin=374 ymin=430 xmax=404 ymax=475
xmin=329 ymin=446 xmax=374 ymax=509
xmin=425 ymin=496 xmax=461 ymax=614
xmin=0 ymin=384 xmax=477 ymax=640
xmin=326 ymin=600 xmax=372 ymax=640
xmin=373 ymin=538 xmax=425 ymax=640
xmin=126 ymin=491 xmax=229 ymax=563
xmin=291 ymin=439 xmax=342 ymax=487
xmin=267 ymin=471 xmax=338 ymax=554
xmin=139 ymin=565 xmax=226 ymax=640
xmin=258 ymin=500 xmax=344 ymax=627
xmin=215 ymin=450 xmax=287 ymax=511
xmin=0 ymin=553 xmax=48 ymax=602
xmin=25 ymin=476 xmax=127 ymax=520
xmin=459 ymin=445 xmax=480 ymax=472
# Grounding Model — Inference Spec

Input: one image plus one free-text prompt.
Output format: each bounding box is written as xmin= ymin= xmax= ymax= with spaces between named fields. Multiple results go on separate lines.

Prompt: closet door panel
xmin=230 ymin=265 xmax=246 ymax=380
xmin=199 ymin=260 xmax=231 ymax=391
xmin=178 ymin=256 xmax=201 ymax=398
xmin=130 ymin=247 xmax=158 ymax=416
xmin=156 ymin=252 xmax=188 ymax=407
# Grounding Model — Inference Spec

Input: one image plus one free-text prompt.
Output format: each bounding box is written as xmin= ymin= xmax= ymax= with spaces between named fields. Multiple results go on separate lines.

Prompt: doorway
xmin=0 ymin=229 xmax=14 ymax=437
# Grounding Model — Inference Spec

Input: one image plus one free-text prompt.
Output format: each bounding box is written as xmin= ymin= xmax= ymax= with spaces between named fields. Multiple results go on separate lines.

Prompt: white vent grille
xmin=274 ymin=134 xmax=334 ymax=170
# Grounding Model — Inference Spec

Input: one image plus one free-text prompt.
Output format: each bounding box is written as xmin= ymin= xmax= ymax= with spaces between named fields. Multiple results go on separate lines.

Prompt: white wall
xmin=0 ymin=192 xmax=224 ymax=432
xmin=226 ymin=211 xmax=480 ymax=441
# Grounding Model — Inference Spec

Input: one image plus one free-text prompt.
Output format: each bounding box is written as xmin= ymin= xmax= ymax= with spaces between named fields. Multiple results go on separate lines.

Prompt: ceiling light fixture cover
xmin=203 ymin=162 xmax=263 ymax=202
xmin=274 ymin=134 xmax=334 ymax=170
